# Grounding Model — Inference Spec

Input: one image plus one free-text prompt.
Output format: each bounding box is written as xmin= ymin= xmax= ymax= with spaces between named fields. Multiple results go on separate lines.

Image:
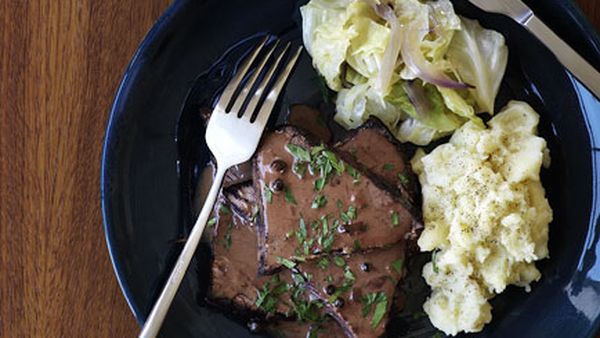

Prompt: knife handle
xmin=525 ymin=15 xmax=600 ymax=98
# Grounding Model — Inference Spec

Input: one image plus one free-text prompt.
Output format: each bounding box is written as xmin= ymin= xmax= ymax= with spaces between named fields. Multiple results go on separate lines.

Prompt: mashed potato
xmin=411 ymin=101 xmax=553 ymax=335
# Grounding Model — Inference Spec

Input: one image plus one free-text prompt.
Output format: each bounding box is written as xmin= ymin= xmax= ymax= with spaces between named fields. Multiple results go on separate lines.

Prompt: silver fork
xmin=467 ymin=0 xmax=600 ymax=97
xmin=139 ymin=38 xmax=303 ymax=338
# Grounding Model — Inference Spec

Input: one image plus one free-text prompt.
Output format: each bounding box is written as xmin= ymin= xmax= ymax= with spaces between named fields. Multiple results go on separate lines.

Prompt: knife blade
xmin=468 ymin=0 xmax=600 ymax=98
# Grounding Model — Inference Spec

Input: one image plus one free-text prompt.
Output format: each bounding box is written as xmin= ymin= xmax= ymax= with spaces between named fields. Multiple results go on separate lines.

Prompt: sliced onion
xmin=401 ymin=19 xmax=472 ymax=89
xmin=370 ymin=1 xmax=403 ymax=93
xmin=403 ymin=80 xmax=433 ymax=118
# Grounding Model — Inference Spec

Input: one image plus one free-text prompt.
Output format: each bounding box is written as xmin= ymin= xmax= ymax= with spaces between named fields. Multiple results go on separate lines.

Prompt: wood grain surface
xmin=0 ymin=0 xmax=598 ymax=337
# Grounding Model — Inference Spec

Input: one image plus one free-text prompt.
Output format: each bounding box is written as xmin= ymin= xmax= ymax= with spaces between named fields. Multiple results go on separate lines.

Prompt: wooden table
xmin=0 ymin=0 xmax=598 ymax=337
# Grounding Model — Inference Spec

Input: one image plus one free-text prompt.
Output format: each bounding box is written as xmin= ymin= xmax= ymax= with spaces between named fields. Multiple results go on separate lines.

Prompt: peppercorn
xmin=333 ymin=298 xmax=345 ymax=308
xmin=271 ymin=178 xmax=284 ymax=192
xmin=324 ymin=284 xmax=336 ymax=296
xmin=270 ymin=159 xmax=287 ymax=173
xmin=337 ymin=225 xmax=347 ymax=234
xmin=360 ymin=262 xmax=370 ymax=272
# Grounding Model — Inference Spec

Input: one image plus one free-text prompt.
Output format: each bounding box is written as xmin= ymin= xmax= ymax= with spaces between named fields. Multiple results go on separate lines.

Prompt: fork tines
xmin=216 ymin=37 xmax=303 ymax=124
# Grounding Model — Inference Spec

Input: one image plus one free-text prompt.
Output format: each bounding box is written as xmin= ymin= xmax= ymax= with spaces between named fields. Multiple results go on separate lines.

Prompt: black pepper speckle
xmin=324 ymin=284 xmax=336 ymax=295
xmin=271 ymin=178 xmax=284 ymax=192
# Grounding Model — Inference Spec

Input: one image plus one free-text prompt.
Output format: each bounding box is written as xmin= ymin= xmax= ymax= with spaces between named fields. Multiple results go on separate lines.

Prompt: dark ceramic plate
xmin=101 ymin=0 xmax=600 ymax=337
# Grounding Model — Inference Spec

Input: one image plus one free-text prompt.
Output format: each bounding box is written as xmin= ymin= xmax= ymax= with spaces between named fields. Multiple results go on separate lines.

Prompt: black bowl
xmin=101 ymin=0 xmax=600 ymax=337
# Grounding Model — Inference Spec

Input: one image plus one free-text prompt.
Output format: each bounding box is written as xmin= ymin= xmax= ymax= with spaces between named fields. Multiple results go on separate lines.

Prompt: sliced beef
xmin=335 ymin=117 xmax=419 ymax=206
xmin=208 ymin=199 xmax=406 ymax=338
xmin=297 ymin=245 xmax=405 ymax=338
xmin=253 ymin=126 xmax=420 ymax=273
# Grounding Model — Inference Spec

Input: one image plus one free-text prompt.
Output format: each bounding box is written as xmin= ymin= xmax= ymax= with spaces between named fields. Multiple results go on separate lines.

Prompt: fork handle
xmin=139 ymin=166 xmax=227 ymax=338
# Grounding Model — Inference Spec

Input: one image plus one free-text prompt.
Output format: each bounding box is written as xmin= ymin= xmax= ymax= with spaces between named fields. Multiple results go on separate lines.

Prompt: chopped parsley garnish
xmin=263 ymin=185 xmax=273 ymax=203
xmin=297 ymin=217 xmax=308 ymax=245
xmin=333 ymin=256 xmax=346 ymax=267
xmin=286 ymin=144 xmax=311 ymax=162
xmin=322 ymin=150 xmax=345 ymax=175
xmin=317 ymin=257 xmax=330 ymax=269
xmin=391 ymin=211 xmax=399 ymax=227
xmin=321 ymin=216 xmax=329 ymax=235
xmin=391 ymin=259 xmax=404 ymax=274
xmin=361 ymin=292 xmax=388 ymax=329
xmin=432 ymin=249 xmax=440 ymax=273
xmin=383 ymin=163 xmax=394 ymax=171
xmin=371 ymin=296 xmax=388 ymax=329
xmin=344 ymin=266 xmax=356 ymax=282
xmin=397 ymin=172 xmax=409 ymax=185
xmin=219 ymin=204 xmax=231 ymax=215
xmin=353 ymin=240 xmax=362 ymax=251
xmin=314 ymin=177 xmax=326 ymax=192
xmin=341 ymin=205 xmax=358 ymax=223
xmin=207 ymin=217 xmax=217 ymax=228
xmin=311 ymin=194 xmax=327 ymax=209
xmin=277 ymin=256 xmax=297 ymax=269
xmin=336 ymin=199 xmax=343 ymax=210
xmin=347 ymin=165 xmax=361 ymax=183
xmin=256 ymin=275 xmax=288 ymax=314
xmin=284 ymin=187 xmax=297 ymax=204
xmin=324 ymin=275 xmax=334 ymax=283
xmin=293 ymin=162 xmax=307 ymax=178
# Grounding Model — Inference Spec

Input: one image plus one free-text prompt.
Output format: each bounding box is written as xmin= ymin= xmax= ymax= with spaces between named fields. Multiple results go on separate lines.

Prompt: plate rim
xmin=100 ymin=0 xmax=600 ymax=333
xmin=100 ymin=0 xmax=186 ymax=323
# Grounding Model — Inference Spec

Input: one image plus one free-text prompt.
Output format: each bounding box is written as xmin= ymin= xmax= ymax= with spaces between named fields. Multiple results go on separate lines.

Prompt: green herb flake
xmin=277 ymin=256 xmax=297 ymax=269
xmin=391 ymin=211 xmax=399 ymax=227
xmin=293 ymin=162 xmax=307 ymax=178
xmin=336 ymin=199 xmax=343 ymax=210
xmin=431 ymin=333 xmax=445 ymax=338
xmin=297 ymin=217 xmax=308 ymax=244
xmin=311 ymin=194 xmax=328 ymax=209
xmin=255 ymin=275 xmax=287 ymax=314
xmin=353 ymin=240 xmax=362 ymax=251
xmin=324 ymin=275 xmax=334 ymax=283
xmin=344 ymin=266 xmax=356 ymax=283
xmin=333 ymin=256 xmax=346 ymax=267
xmin=310 ymin=145 xmax=325 ymax=156
xmin=286 ymin=144 xmax=311 ymax=162
xmin=263 ymin=185 xmax=273 ymax=204
xmin=371 ymin=296 xmax=388 ymax=329
xmin=397 ymin=173 xmax=409 ymax=185
xmin=347 ymin=205 xmax=357 ymax=220
xmin=432 ymin=249 xmax=440 ymax=273
xmin=321 ymin=216 xmax=329 ymax=235
xmin=350 ymin=148 xmax=358 ymax=158
xmin=207 ymin=217 xmax=217 ymax=228
xmin=391 ymin=259 xmax=404 ymax=274
xmin=284 ymin=187 xmax=297 ymax=205
xmin=347 ymin=165 xmax=361 ymax=184
xmin=321 ymin=232 xmax=335 ymax=252
xmin=317 ymin=257 xmax=330 ymax=270
xmin=314 ymin=177 xmax=326 ymax=192
xmin=383 ymin=163 xmax=394 ymax=171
